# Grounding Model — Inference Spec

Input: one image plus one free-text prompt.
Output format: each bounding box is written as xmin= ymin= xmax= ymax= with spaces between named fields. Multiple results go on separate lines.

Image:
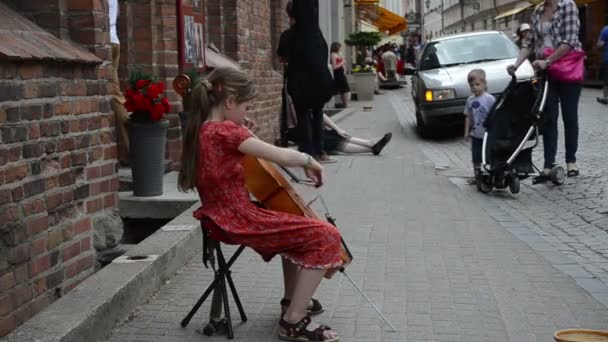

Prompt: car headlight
xmin=424 ymin=89 xmax=456 ymax=102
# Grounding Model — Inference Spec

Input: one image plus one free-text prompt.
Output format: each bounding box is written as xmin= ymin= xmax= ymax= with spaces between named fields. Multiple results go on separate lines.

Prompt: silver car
xmin=411 ymin=31 xmax=535 ymax=136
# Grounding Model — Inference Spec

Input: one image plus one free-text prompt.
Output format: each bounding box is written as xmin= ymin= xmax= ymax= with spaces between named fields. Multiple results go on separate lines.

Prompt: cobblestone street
xmin=392 ymin=84 xmax=608 ymax=301
xmin=104 ymin=90 xmax=608 ymax=342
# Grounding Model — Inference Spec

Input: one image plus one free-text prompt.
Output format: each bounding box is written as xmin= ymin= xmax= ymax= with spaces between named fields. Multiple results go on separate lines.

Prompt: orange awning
xmin=357 ymin=4 xmax=407 ymax=36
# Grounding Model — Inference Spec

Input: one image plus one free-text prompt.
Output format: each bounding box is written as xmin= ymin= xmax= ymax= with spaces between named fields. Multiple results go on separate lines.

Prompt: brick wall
xmin=0 ymin=1 xmax=114 ymax=337
xmin=205 ymin=0 xmax=288 ymax=142
xmin=118 ymin=0 xmax=182 ymax=168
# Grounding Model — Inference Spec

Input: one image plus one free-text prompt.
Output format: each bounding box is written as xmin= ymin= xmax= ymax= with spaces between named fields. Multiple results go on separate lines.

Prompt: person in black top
xmin=277 ymin=0 xmax=335 ymax=163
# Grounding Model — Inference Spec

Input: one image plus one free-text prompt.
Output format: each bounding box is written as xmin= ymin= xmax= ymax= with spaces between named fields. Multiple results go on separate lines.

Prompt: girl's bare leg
xmin=337 ymin=142 xmax=372 ymax=154
xmin=347 ymin=136 xmax=376 ymax=148
xmin=283 ymin=268 xmax=338 ymax=339
xmin=282 ymin=257 xmax=298 ymax=301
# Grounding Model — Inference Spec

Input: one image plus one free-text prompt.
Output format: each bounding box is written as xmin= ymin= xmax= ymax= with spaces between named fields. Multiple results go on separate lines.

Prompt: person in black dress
xmin=277 ymin=0 xmax=335 ymax=163
xmin=330 ymin=42 xmax=350 ymax=108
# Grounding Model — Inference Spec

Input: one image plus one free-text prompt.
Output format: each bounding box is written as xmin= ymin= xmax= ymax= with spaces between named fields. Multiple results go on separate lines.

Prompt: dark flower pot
xmin=129 ymin=117 xmax=169 ymax=197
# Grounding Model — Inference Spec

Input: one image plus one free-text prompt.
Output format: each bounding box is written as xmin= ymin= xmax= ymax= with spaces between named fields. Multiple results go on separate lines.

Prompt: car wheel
xmin=415 ymin=109 xmax=429 ymax=138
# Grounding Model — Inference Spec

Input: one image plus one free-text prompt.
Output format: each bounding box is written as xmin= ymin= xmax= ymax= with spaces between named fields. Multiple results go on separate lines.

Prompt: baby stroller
xmin=476 ymin=72 xmax=566 ymax=194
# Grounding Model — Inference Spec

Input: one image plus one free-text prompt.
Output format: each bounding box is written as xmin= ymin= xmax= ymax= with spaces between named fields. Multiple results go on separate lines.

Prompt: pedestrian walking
xmin=508 ymin=0 xmax=584 ymax=181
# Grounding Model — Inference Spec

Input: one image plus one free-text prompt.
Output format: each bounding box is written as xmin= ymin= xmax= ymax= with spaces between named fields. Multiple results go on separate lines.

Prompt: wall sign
xmin=177 ymin=0 xmax=205 ymax=73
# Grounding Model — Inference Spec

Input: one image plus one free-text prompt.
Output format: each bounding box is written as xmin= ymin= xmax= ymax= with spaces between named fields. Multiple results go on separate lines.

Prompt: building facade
xmin=0 ymin=0 xmax=292 ymax=337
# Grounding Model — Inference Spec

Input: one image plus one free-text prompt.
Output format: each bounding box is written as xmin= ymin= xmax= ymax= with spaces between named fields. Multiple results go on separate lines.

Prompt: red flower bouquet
xmin=124 ymin=71 xmax=171 ymax=122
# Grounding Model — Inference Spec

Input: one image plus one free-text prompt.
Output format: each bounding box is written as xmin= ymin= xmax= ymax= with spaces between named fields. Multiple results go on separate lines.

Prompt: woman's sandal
xmin=279 ymin=315 xmax=339 ymax=342
xmin=280 ymin=298 xmax=324 ymax=316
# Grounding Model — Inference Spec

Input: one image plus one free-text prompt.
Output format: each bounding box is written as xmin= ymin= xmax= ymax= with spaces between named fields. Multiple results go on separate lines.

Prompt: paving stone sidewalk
xmin=105 ymin=94 xmax=608 ymax=342
xmin=392 ymin=86 xmax=608 ymax=295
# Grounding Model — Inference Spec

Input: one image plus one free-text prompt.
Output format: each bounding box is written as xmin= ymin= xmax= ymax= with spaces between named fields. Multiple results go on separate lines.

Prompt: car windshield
xmin=419 ymin=33 xmax=519 ymax=71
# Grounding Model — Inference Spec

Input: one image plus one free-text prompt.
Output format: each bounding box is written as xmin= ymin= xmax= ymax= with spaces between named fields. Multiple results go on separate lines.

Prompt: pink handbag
xmin=542 ymin=48 xmax=586 ymax=83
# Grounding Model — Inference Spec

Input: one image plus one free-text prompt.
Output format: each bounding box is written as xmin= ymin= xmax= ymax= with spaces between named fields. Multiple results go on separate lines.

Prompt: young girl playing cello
xmin=179 ymin=67 xmax=342 ymax=342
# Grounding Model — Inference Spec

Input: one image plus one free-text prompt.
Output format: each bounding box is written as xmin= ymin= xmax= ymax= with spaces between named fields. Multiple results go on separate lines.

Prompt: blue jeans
xmin=542 ymin=80 xmax=581 ymax=169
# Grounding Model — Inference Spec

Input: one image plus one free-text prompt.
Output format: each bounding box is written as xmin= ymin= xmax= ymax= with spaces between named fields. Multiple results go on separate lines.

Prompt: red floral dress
xmin=193 ymin=121 xmax=343 ymax=269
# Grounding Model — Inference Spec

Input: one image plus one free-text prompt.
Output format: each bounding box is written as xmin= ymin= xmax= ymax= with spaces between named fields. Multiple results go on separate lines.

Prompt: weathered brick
xmin=64 ymin=261 xmax=79 ymax=279
xmin=75 ymin=135 xmax=91 ymax=149
xmin=28 ymin=123 xmax=40 ymax=139
xmin=86 ymin=166 xmax=100 ymax=180
xmin=0 ymin=189 xmax=11 ymax=205
xmin=31 ymin=236 xmax=48 ymax=256
xmin=22 ymin=198 xmax=45 ymax=216
xmin=86 ymin=198 xmax=102 ymax=213
xmin=73 ymin=217 xmax=91 ymax=235
xmin=5 ymin=107 xmax=19 ymax=122
xmin=5 ymin=162 xmax=28 ymax=183
xmin=0 ymin=294 xmax=13 ymax=316
xmin=13 ymin=264 xmax=27 ymax=284
xmin=22 ymin=142 xmax=44 ymax=158
xmin=24 ymin=83 xmax=38 ymax=98
xmin=58 ymin=171 xmax=74 ymax=187
xmin=8 ymin=243 xmax=30 ymax=265
xmin=100 ymin=163 xmax=114 ymax=177
xmin=46 ymin=192 xmax=63 ymax=211
xmin=11 ymin=185 xmax=23 ymax=202
xmin=29 ymin=254 xmax=50 ymax=277
xmin=40 ymin=122 xmax=61 ymax=137
xmin=48 ymin=229 xmax=63 ymax=250
xmin=49 ymin=250 xmax=60 ymax=268
xmin=34 ymin=276 xmax=46 ymax=296
xmin=1 ymin=125 xmax=28 ymax=143
xmin=38 ymin=83 xmax=58 ymax=98
xmin=25 ymin=216 xmax=48 ymax=236
xmin=21 ymin=104 xmax=43 ymax=121
xmin=103 ymin=193 xmax=115 ymax=208
xmin=57 ymin=138 xmax=76 ymax=152
xmin=0 ymin=272 xmax=15 ymax=292
xmin=46 ymin=269 xmax=64 ymax=289
xmin=76 ymin=254 xmax=94 ymax=273
xmin=23 ymin=179 xmax=46 ymax=198
xmin=0 ymin=314 xmax=16 ymax=337
xmin=18 ymin=64 xmax=43 ymax=80
xmin=70 ymin=151 xmax=87 ymax=166
xmin=13 ymin=283 xmax=33 ymax=307
xmin=0 ymin=83 xmax=24 ymax=102
xmin=29 ymin=161 xmax=41 ymax=176
xmin=74 ymin=184 xmax=90 ymax=200
xmin=1 ymin=205 xmax=20 ymax=223
xmin=80 ymin=237 xmax=91 ymax=252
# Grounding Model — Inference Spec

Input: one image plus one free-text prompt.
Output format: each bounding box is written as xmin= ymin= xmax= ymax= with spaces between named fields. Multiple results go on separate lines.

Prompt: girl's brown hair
xmin=178 ymin=67 xmax=257 ymax=192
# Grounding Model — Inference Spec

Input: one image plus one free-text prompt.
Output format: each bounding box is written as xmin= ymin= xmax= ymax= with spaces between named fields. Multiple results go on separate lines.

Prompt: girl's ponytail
xmin=178 ymin=79 xmax=211 ymax=191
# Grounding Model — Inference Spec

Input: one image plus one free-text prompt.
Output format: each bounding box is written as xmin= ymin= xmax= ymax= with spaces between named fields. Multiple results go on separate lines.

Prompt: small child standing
xmin=464 ymin=69 xmax=496 ymax=184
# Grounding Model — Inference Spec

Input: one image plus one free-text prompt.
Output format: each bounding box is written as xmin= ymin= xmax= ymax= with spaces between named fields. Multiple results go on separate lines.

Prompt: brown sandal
xmin=280 ymin=298 xmax=325 ymax=316
xmin=279 ymin=315 xmax=339 ymax=342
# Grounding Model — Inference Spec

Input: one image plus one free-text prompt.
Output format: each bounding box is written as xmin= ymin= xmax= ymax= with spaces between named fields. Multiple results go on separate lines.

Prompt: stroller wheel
xmin=476 ymin=175 xmax=493 ymax=193
xmin=509 ymin=175 xmax=520 ymax=194
xmin=550 ymin=166 xmax=566 ymax=185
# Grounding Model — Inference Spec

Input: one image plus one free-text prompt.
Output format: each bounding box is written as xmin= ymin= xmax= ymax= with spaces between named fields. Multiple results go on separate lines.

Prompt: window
xmin=419 ymin=33 xmax=519 ymax=71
